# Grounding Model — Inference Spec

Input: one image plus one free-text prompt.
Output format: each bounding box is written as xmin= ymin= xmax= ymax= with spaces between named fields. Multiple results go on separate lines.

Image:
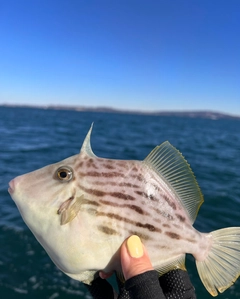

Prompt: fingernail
xmin=127 ymin=235 xmax=143 ymax=258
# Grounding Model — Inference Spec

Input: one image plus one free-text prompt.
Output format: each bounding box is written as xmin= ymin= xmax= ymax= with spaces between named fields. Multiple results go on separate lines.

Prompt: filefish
xmin=8 ymin=124 xmax=240 ymax=296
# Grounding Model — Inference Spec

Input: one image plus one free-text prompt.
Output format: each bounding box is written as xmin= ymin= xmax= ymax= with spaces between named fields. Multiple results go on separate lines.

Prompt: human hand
xmin=85 ymin=235 xmax=196 ymax=299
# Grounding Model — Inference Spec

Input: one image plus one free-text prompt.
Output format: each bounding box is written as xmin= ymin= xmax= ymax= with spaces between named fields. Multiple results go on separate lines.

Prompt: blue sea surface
xmin=1 ymin=106 xmax=240 ymax=298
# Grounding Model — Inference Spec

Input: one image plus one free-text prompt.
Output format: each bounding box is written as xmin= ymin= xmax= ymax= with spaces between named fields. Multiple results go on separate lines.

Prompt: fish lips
xmin=8 ymin=179 xmax=15 ymax=195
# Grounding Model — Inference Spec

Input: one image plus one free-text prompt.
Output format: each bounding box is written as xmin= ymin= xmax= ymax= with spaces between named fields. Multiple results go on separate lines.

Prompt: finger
xmin=121 ymin=235 xmax=166 ymax=298
xmin=120 ymin=235 xmax=154 ymax=280
xmin=99 ymin=270 xmax=114 ymax=280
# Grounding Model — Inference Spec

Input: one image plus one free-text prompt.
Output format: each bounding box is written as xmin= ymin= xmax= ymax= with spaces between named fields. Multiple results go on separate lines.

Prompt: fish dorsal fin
xmin=80 ymin=123 xmax=96 ymax=157
xmin=144 ymin=141 xmax=204 ymax=223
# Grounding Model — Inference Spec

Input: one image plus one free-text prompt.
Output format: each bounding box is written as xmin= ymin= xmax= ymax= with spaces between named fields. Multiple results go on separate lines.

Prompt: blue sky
xmin=0 ymin=0 xmax=240 ymax=115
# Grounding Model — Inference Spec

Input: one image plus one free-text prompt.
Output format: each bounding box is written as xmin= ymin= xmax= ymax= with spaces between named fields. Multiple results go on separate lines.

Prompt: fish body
xmin=8 ymin=125 xmax=240 ymax=296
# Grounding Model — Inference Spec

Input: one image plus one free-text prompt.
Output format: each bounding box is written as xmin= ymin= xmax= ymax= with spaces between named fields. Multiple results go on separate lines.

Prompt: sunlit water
xmin=1 ymin=106 xmax=240 ymax=298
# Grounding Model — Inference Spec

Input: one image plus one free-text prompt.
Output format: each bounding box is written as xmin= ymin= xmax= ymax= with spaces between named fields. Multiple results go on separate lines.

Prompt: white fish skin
xmin=8 ymin=125 xmax=240 ymax=296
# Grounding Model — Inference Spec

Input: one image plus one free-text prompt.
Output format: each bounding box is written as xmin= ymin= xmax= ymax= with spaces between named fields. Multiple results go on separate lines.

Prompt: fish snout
xmin=8 ymin=176 xmax=22 ymax=195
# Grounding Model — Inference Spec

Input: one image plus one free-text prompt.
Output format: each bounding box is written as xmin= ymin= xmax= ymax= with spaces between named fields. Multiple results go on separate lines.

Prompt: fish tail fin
xmin=196 ymin=227 xmax=240 ymax=297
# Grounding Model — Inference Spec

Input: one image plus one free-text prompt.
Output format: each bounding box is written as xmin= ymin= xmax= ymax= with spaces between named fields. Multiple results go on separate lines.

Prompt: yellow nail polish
xmin=127 ymin=235 xmax=143 ymax=258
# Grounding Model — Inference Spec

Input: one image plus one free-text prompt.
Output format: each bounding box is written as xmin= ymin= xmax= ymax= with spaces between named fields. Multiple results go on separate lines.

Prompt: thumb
xmin=120 ymin=235 xmax=154 ymax=280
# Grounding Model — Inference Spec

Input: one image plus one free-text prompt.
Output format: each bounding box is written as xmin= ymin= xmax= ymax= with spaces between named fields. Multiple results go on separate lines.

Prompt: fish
xmin=8 ymin=124 xmax=240 ymax=297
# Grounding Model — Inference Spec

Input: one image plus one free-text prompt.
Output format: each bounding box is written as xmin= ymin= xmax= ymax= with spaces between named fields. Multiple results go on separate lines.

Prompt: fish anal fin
xmin=80 ymin=123 xmax=96 ymax=157
xmin=156 ymin=254 xmax=186 ymax=276
xmin=60 ymin=195 xmax=84 ymax=225
xmin=144 ymin=141 xmax=204 ymax=223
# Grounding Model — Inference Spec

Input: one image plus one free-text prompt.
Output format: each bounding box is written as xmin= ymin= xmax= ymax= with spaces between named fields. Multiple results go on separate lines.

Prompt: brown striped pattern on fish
xmin=71 ymin=156 xmax=198 ymax=246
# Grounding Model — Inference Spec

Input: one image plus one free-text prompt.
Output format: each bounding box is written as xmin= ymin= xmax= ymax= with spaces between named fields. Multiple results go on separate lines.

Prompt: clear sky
xmin=0 ymin=0 xmax=239 ymax=115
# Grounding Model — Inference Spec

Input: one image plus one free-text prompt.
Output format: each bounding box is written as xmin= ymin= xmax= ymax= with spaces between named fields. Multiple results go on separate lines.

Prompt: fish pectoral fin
xmin=156 ymin=254 xmax=186 ymax=276
xmin=60 ymin=195 xmax=84 ymax=225
xmin=144 ymin=141 xmax=204 ymax=223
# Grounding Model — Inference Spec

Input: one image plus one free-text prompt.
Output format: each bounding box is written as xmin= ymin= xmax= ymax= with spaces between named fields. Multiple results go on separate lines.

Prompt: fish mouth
xmin=8 ymin=180 xmax=15 ymax=195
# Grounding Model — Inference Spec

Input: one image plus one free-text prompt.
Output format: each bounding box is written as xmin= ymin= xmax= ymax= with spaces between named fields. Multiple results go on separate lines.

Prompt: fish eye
xmin=56 ymin=167 xmax=73 ymax=182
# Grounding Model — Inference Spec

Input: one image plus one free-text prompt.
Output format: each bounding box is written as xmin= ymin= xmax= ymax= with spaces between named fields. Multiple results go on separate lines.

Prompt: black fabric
xmin=159 ymin=270 xmax=196 ymax=299
xmin=85 ymin=277 xmax=115 ymax=299
xmin=117 ymin=276 xmax=131 ymax=299
xmin=125 ymin=270 xmax=165 ymax=299
xmin=85 ymin=269 xmax=197 ymax=299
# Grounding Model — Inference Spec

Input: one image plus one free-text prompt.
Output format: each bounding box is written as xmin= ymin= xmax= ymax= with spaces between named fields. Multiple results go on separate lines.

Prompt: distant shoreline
xmin=1 ymin=103 xmax=240 ymax=120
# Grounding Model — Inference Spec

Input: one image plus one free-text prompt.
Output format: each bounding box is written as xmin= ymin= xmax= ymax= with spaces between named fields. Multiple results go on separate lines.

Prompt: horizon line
xmin=1 ymin=103 xmax=240 ymax=119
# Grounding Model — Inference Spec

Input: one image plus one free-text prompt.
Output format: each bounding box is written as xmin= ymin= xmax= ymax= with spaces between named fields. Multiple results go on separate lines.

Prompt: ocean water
xmin=1 ymin=106 xmax=240 ymax=299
